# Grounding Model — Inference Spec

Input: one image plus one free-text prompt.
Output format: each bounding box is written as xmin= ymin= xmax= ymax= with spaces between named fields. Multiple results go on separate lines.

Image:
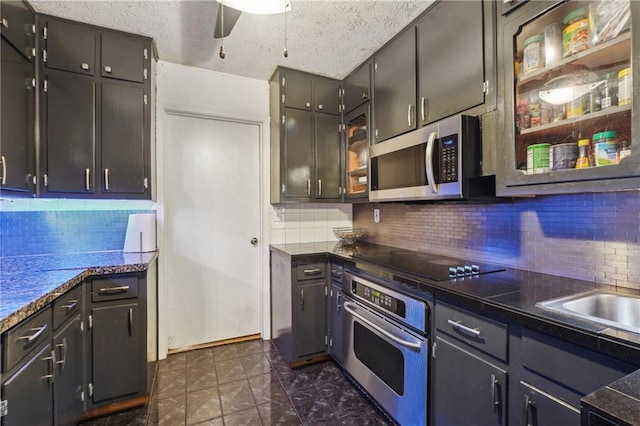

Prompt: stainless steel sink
xmin=536 ymin=290 xmax=640 ymax=334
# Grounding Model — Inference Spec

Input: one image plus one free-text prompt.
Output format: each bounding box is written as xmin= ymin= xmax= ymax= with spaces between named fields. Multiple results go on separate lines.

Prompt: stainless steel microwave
xmin=369 ymin=114 xmax=495 ymax=202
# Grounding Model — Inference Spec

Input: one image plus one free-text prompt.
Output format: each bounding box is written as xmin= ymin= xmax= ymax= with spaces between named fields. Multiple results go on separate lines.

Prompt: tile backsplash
xmin=354 ymin=192 xmax=640 ymax=289
xmin=270 ymin=203 xmax=353 ymax=244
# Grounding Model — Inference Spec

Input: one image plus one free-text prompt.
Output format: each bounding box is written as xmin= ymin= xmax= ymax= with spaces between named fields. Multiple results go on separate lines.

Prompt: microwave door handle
xmin=425 ymin=131 xmax=438 ymax=194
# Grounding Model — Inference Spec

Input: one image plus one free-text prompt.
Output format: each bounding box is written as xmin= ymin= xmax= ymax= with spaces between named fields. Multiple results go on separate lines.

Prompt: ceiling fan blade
xmin=214 ymin=4 xmax=242 ymax=39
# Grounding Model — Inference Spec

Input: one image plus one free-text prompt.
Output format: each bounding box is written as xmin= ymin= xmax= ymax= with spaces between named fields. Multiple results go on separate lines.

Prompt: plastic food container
xmin=618 ymin=67 xmax=632 ymax=106
xmin=575 ymin=139 xmax=590 ymax=169
xmin=523 ymin=35 xmax=544 ymax=74
xmin=593 ymin=131 xmax=619 ymax=166
xmin=563 ymin=8 xmax=589 ymax=57
xmin=527 ymin=143 xmax=551 ymax=174
xmin=551 ymin=143 xmax=579 ymax=170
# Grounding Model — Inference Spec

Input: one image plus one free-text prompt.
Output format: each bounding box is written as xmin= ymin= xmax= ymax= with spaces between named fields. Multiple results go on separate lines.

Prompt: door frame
xmin=156 ymin=106 xmax=270 ymax=358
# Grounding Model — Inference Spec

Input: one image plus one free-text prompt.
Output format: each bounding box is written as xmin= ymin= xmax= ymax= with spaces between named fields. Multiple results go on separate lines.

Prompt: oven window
xmin=354 ymin=322 xmax=405 ymax=395
xmin=370 ymin=144 xmax=427 ymax=191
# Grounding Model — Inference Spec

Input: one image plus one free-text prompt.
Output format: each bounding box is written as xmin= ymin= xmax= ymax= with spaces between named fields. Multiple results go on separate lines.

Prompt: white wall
xmin=270 ymin=203 xmax=352 ymax=244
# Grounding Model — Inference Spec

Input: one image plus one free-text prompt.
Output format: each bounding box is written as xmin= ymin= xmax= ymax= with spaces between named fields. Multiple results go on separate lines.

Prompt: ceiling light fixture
xmin=215 ymin=0 xmax=291 ymax=15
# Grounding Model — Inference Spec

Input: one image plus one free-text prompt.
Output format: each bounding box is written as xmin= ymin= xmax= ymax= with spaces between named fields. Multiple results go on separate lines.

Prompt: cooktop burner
xmin=351 ymin=247 xmax=505 ymax=281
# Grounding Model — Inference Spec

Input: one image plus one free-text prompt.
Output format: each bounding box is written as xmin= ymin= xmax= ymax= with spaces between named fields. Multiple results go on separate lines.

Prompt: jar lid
xmin=578 ymin=139 xmax=590 ymax=146
xmin=618 ymin=67 xmax=631 ymax=78
xmin=524 ymin=35 xmax=543 ymax=46
xmin=593 ymin=131 xmax=618 ymax=141
xmin=564 ymin=7 xmax=588 ymax=24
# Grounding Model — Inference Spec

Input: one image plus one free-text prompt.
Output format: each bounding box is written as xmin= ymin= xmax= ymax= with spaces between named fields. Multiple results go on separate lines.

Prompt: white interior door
xmin=164 ymin=113 xmax=261 ymax=350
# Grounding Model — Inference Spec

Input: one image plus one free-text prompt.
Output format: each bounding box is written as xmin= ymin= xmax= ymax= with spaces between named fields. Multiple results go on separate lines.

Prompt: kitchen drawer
xmin=295 ymin=263 xmax=326 ymax=282
xmin=435 ymin=301 xmax=508 ymax=361
xmin=91 ymin=275 xmax=138 ymax=302
xmin=522 ymin=328 xmax=635 ymax=397
xmin=3 ymin=306 xmax=52 ymax=372
xmin=53 ymin=284 xmax=82 ymax=330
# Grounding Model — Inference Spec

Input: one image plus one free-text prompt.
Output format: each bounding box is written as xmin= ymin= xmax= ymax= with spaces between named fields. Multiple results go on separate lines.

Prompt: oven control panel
xmin=352 ymin=281 xmax=406 ymax=318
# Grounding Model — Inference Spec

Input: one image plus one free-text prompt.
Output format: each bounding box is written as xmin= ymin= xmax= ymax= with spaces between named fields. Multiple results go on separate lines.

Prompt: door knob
xmin=251 ymin=237 xmax=259 ymax=246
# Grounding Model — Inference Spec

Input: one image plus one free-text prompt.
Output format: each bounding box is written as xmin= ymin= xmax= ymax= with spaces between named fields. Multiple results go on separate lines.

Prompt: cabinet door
xmin=1 ymin=38 xmax=34 ymax=192
xmin=101 ymin=83 xmax=146 ymax=194
xmin=344 ymin=103 xmax=369 ymax=199
xmin=329 ymin=284 xmax=344 ymax=365
xmin=283 ymin=70 xmax=312 ymax=111
xmin=101 ymin=33 xmax=146 ymax=83
xmin=53 ymin=314 xmax=84 ymax=426
xmin=295 ymin=281 xmax=327 ymax=359
xmin=417 ymin=0 xmax=485 ymax=125
xmin=283 ymin=108 xmax=313 ymax=199
xmin=1 ymin=344 xmax=53 ymax=426
xmin=519 ymin=381 xmax=581 ymax=426
xmin=433 ymin=336 xmax=507 ymax=426
xmin=344 ymin=61 xmax=371 ymax=113
xmin=314 ymin=113 xmax=341 ymax=200
xmin=373 ymin=27 xmax=416 ymax=143
xmin=45 ymin=19 xmax=95 ymax=76
xmin=0 ymin=0 xmax=35 ymax=61
xmin=314 ymin=77 xmax=340 ymax=115
xmin=44 ymin=73 xmax=95 ymax=193
xmin=91 ymin=303 xmax=139 ymax=403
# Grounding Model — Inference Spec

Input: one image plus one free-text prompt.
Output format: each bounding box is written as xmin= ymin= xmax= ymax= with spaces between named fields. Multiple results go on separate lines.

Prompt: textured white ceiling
xmin=29 ymin=0 xmax=433 ymax=81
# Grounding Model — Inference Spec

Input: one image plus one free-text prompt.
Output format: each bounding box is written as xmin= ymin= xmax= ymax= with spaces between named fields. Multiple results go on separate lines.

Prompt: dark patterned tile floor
xmin=79 ymin=340 xmax=392 ymax=425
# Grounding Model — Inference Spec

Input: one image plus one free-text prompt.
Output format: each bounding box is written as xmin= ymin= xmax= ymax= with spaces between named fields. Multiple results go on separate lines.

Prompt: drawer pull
xmin=447 ymin=319 xmax=481 ymax=337
xmin=303 ymin=268 xmax=322 ymax=276
xmin=16 ymin=324 xmax=47 ymax=342
xmin=61 ymin=299 xmax=78 ymax=311
xmin=98 ymin=285 xmax=130 ymax=294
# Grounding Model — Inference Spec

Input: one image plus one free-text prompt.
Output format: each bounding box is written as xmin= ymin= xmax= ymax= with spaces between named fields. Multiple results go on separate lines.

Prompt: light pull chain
xmin=219 ymin=0 xmax=226 ymax=59
xmin=283 ymin=0 xmax=288 ymax=58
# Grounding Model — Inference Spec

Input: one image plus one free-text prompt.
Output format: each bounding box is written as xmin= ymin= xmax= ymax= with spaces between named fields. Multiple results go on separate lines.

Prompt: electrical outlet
xmin=374 ymin=208 xmax=380 ymax=223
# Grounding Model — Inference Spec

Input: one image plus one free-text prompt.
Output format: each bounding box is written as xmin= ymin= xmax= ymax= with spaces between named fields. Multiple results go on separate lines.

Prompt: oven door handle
xmin=425 ymin=131 xmax=438 ymax=194
xmin=343 ymin=301 xmax=422 ymax=351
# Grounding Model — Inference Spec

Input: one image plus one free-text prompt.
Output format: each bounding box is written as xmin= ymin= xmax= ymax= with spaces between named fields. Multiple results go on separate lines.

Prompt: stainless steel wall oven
xmin=341 ymin=269 xmax=431 ymax=426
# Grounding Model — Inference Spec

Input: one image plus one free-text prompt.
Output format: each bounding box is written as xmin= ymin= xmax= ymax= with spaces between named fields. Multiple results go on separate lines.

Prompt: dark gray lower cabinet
xmin=433 ymin=335 xmax=507 ymax=426
xmin=1 ymin=343 xmax=54 ymax=426
xmin=91 ymin=303 xmax=139 ymax=403
xmin=329 ymin=283 xmax=343 ymax=365
xmin=520 ymin=381 xmax=580 ymax=426
xmin=53 ymin=314 xmax=84 ymax=426
xmin=295 ymin=281 xmax=327 ymax=358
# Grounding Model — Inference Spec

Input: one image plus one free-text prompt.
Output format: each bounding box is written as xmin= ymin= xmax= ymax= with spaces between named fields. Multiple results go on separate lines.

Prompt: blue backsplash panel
xmin=0 ymin=210 xmax=155 ymax=257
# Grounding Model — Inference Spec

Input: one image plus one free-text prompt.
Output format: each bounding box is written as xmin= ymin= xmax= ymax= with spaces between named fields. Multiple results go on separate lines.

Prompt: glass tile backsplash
xmin=0 ymin=210 xmax=155 ymax=257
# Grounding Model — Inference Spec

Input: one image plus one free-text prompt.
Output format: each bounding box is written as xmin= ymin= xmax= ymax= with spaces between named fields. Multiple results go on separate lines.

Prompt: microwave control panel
xmin=352 ymin=280 xmax=406 ymax=318
xmin=439 ymin=134 xmax=459 ymax=183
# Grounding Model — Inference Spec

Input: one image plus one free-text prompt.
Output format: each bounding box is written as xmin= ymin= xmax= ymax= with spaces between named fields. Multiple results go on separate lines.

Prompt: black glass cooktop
xmin=350 ymin=246 xmax=505 ymax=281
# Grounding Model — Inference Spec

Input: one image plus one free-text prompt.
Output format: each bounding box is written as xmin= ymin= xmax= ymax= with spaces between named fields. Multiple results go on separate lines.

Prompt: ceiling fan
xmin=213 ymin=0 xmax=292 ymax=39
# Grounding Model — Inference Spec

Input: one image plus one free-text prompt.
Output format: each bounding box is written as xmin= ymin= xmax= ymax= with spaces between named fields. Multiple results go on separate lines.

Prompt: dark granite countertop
xmin=0 ymin=250 xmax=158 ymax=333
xmin=271 ymin=241 xmax=640 ymax=422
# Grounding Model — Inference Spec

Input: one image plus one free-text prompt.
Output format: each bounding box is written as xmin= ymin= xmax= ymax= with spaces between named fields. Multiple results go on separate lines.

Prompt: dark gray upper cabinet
xmin=416 ymin=0 xmax=486 ymax=125
xmin=373 ymin=27 xmax=417 ymax=143
xmin=283 ymin=69 xmax=312 ymax=110
xmin=343 ymin=61 xmax=371 ymax=114
xmin=43 ymin=73 xmax=96 ymax=194
xmin=101 ymin=33 xmax=146 ymax=83
xmin=45 ymin=19 xmax=96 ymax=76
xmin=283 ymin=108 xmax=313 ymax=199
xmin=0 ymin=0 xmax=35 ymax=61
xmin=1 ymin=38 xmax=34 ymax=193
xmin=314 ymin=77 xmax=341 ymax=115
xmin=101 ymin=83 xmax=146 ymax=194
xmin=314 ymin=113 xmax=341 ymax=199
xmin=53 ymin=314 xmax=85 ymax=426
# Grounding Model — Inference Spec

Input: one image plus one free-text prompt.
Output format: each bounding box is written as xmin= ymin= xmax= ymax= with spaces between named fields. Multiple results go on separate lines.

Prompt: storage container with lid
xmin=593 ymin=131 xmax=619 ymax=166
xmin=563 ymin=7 xmax=589 ymax=57
xmin=575 ymin=139 xmax=590 ymax=169
xmin=618 ymin=67 xmax=631 ymax=106
xmin=523 ymin=34 xmax=544 ymax=73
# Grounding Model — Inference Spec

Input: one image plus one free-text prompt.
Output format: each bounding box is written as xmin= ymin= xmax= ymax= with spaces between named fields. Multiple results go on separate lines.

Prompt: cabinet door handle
xmin=98 ymin=285 xmax=130 ymax=294
xmin=318 ymin=179 xmax=322 ymax=197
xmin=104 ymin=65 xmax=112 ymax=73
xmin=306 ymin=179 xmax=311 ymax=196
xmin=56 ymin=337 xmax=67 ymax=369
xmin=61 ymin=299 xmax=78 ymax=311
xmin=491 ymin=374 xmax=500 ymax=414
xmin=85 ymin=168 xmax=90 ymax=191
xmin=447 ymin=319 xmax=480 ymax=337
xmin=421 ymin=97 xmax=427 ymax=122
xmin=303 ymin=268 xmax=322 ymax=275
xmin=104 ymin=168 xmax=109 ymax=191
xmin=336 ymin=292 xmax=342 ymax=311
xmin=407 ymin=104 xmax=412 ymax=127
xmin=41 ymin=350 xmax=55 ymax=383
xmin=300 ymin=289 xmax=305 ymax=311
xmin=128 ymin=308 xmax=134 ymax=336
xmin=17 ymin=324 xmax=47 ymax=342
xmin=305 ymin=102 xmax=311 ymax=108
xmin=1 ymin=155 xmax=6 ymax=185
xmin=523 ymin=395 xmax=535 ymax=426
xmin=81 ymin=63 xmax=90 ymax=70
